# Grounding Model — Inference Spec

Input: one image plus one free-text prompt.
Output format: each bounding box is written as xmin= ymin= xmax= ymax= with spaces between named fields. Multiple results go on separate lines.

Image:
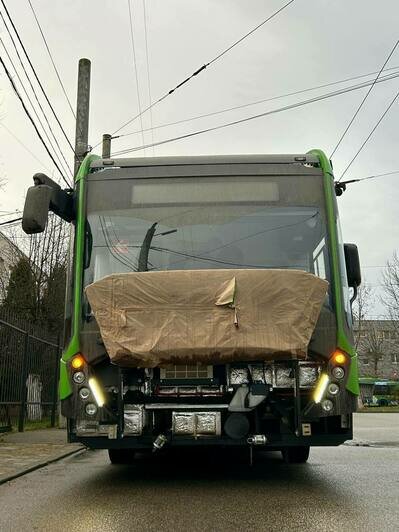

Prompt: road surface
xmin=0 ymin=413 xmax=398 ymax=531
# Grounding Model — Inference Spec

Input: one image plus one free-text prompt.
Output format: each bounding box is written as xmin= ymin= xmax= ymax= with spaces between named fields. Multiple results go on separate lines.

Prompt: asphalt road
xmin=0 ymin=414 xmax=398 ymax=532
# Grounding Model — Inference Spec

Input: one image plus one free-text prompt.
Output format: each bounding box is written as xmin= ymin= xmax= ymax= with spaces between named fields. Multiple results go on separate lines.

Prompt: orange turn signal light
xmin=332 ymin=350 xmax=347 ymax=365
xmin=71 ymin=354 xmax=85 ymax=370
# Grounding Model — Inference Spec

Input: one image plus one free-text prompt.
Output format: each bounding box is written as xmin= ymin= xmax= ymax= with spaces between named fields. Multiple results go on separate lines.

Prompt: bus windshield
xmin=84 ymin=173 xmax=330 ymax=286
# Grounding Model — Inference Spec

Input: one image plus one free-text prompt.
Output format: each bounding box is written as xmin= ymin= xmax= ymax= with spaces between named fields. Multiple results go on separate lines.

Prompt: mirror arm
xmin=350 ymin=284 xmax=358 ymax=305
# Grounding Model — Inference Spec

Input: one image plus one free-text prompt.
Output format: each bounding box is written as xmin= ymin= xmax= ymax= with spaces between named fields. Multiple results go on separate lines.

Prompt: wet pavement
xmin=0 ymin=414 xmax=398 ymax=531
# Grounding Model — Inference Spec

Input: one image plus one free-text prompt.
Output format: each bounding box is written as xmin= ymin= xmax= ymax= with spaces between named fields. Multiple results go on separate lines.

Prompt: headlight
xmin=322 ymin=399 xmax=334 ymax=412
xmin=85 ymin=403 xmax=98 ymax=416
xmin=73 ymin=371 xmax=85 ymax=384
xmin=332 ymin=366 xmax=345 ymax=380
xmin=79 ymin=387 xmax=90 ymax=400
xmin=328 ymin=383 xmax=340 ymax=396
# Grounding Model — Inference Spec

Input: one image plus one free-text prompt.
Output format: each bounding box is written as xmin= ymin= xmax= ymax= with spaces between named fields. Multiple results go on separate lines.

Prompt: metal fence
xmin=0 ymin=309 xmax=60 ymax=432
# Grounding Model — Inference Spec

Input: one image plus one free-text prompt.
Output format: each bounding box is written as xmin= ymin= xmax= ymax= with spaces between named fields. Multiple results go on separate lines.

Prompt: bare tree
xmin=352 ymin=283 xmax=373 ymax=349
xmin=1 ymin=214 xmax=69 ymax=332
xmin=382 ymin=252 xmax=399 ymax=331
xmin=359 ymin=323 xmax=385 ymax=377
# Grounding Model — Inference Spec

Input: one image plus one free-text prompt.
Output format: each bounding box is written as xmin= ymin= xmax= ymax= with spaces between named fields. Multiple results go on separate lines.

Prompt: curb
xmin=0 ymin=446 xmax=86 ymax=485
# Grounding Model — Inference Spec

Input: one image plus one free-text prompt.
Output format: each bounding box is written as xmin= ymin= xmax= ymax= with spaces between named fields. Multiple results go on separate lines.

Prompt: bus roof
xmin=90 ymin=153 xmax=321 ymax=170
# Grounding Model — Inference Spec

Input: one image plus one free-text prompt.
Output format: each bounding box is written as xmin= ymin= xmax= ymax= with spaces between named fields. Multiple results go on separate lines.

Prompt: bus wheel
xmin=281 ymin=446 xmax=310 ymax=464
xmin=108 ymin=448 xmax=136 ymax=464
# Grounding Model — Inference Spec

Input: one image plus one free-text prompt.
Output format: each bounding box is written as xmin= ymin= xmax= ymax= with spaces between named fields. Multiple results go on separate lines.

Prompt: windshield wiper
xmin=138 ymin=223 xmax=158 ymax=271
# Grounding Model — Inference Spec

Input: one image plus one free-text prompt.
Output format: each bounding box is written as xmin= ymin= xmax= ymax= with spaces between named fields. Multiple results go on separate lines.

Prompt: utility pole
xmin=74 ymin=58 xmax=91 ymax=176
xmin=102 ymin=133 xmax=112 ymax=158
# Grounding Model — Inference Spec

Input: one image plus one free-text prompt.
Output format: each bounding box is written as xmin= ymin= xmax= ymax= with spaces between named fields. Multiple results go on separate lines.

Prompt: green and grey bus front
xmin=22 ymin=151 xmax=361 ymax=464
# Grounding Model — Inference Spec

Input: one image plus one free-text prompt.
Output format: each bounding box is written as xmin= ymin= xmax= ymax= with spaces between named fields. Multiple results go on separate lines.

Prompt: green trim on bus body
xmin=309 ymin=149 xmax=359 ymax=395
xmin=59 ymin=153 xmax=100 ymax=400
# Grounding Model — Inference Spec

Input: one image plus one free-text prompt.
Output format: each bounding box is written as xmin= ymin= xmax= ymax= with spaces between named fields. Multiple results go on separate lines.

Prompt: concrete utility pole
xmin=102 ymin=133 xmax=112 ymax=159
xmin=74 ymin=58 xmax=91 ymax=176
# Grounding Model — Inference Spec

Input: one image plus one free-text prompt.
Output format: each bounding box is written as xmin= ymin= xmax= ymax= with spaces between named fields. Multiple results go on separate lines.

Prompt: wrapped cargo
xmin=85 ymin=269 xmax=328 ymax=367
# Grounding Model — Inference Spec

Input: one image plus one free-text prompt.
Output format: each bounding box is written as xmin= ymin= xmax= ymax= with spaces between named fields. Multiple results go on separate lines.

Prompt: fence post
xmin=18 ymin=332 xmax=30 ymax=432
xmin=50 ymin=336 xmax=61 ymax=427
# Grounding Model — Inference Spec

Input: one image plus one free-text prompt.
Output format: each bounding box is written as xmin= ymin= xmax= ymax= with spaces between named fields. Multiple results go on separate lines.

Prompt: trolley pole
xmin=74 ymin=58 xmax=91 ymax=176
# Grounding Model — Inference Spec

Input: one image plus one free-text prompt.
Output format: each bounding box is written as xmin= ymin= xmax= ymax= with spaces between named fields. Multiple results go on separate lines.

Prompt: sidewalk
xmin=0 ymin=428 xmax=85 ymax=484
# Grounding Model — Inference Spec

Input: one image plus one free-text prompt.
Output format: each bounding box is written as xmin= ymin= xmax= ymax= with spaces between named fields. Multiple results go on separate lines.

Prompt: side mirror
xmin=22 ymin=173 xmax=75 ymax=234
xmin=344 ymin=243 xmax=361 ymax=288
xmin=22 ymin=185 xmax=52 ymax=234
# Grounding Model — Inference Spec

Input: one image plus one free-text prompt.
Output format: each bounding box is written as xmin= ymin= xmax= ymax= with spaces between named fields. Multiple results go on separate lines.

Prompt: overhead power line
xmin=27 ymin=0 xmax=76 ymax=120
xmin=0 ymin=55 xmax=71 ymax=187
xmin=116 ymin=66 xmax=399 ymax=140
xmin=0 ymin=12 xmax=72 ymax=178
xmin=103 ymin=0 xmax=296 ymax=141
xmin=142 ymin=0 xmax=155 ymax=154
xmin=330 ymin=39 xmax=399 ymax=158
xmin=0 ymin=121 xmax=52 ymax=172
xmin=127 ymin=0 xmax=145 ymax=149
xmin=112 ymin=68 xmax=399 ymax=157
xmin=0 ymin=0 xmax=75 ymax=155
xmin=0 ymin=216 xmax=23 ymax=227
xmin=339 ymin=88 xmax=399 ymax=181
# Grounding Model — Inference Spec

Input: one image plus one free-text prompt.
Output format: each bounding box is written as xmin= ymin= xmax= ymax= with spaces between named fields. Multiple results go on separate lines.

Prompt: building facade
xmin=354 ymin=320 xmax=399 ymax=380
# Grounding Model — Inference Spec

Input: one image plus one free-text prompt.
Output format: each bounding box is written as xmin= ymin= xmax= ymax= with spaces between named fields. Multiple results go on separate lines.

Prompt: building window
xmin=392 ymin=354 xmax=398 ymax=364
xmin=363 ymin=358 xmax=369 ymax=365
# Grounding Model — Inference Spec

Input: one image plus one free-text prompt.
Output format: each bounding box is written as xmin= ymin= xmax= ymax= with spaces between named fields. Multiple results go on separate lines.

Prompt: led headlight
xmin=322 ymin=399 xmax=334 ymax=412
xmin=328 ymin=383 xmax=340 ymax=396
xmin=85 ymin=403 xmax=98 ymax=416
xmin=73 ymin=371 xmax=85 ymax=384
xmin=79 ymin=387 xmax=90 ymax=400
xmin=332 ymin=366 xmax=345 ymax=380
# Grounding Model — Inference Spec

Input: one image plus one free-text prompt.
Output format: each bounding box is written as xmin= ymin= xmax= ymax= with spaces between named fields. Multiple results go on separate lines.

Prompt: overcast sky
xmin=0 ymin=0 xmax=398 ymax=316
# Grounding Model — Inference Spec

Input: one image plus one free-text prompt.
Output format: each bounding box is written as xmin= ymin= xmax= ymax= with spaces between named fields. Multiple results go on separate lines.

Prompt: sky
xmin=0 ymin=0 xmax=398 ymax=316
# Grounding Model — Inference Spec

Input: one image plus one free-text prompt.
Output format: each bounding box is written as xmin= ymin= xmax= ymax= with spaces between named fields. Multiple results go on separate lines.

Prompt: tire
xmin=108 ymin=448 xmax=136 ymax=464
xmin=281 ymin=446 xmax=310 ymax=464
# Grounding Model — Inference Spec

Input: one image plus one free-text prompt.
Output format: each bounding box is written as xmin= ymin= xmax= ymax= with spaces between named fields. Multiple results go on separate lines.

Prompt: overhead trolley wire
xmin=127 ymin=0 xmax=145 ymax=149
xmin=339 ymin=87 xmax=399 ymax=181
xmin=111 ymin=68 xmax=399 ymax=157
xmin=0 ymin=121 xmax=53 ymax=172
xmin=330 ymin=39 xmax=399 ymax=158
xmin=101 ymin=0 xmax=296 ymax=142
xmin=0 ymin=0 xmax=75 ymax=155
xmin=116 ymin=66 xmax=399 ymax=140
xmin=27 ymin=0 xmax=76 ymax=120
xmin=0 ymin=10 xmax=73 ymax=179
xmin=0 ymin=55 xmax=71 ymax=187
xmin=0 ymin=216 xmax=23 ymax=227
xmin=142 ymin=0 xmax=155 ymax=153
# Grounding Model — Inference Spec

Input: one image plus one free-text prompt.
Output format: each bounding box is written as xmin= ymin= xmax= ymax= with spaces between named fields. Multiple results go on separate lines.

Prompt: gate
xmin=0 ymin=311 xmax=60 ymax=432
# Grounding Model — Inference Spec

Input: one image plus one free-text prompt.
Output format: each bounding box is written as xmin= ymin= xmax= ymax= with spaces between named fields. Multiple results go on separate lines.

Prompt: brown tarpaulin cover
xmin=85 ymin=269 xmax=328 ymax=367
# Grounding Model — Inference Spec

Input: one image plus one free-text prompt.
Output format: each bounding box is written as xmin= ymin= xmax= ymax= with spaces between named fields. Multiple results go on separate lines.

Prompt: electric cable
xmin=127 ymin=0 xmax=145 ymax=150
xmin=116 ymin=66 xmax=399 ymax=140
xmin=0 ymin=0 xmax=75 ymax=154
xmin=0 ymin=217 xmax=23 ymax=226
xmin=0 ymin=122 xmax=52 ymax=172
xmin=99 ymin=0 xmax=296 ymax=141
xmin=142 ymin=0 xmax=155 ymax=154
xmin=339 ymin=88 xmax=399 ymax=181
xmin=111 ymin=70 xmax=399 ymax=157
xmin=26 ymin=0 xmax=76 ymax=119
xmin=0 ymin=11 xmax=73 ymax=178
xmin=330 ymin=39 xmax=399 ymax=158
xmin=0 ymin=55 xmax=71 ymax=187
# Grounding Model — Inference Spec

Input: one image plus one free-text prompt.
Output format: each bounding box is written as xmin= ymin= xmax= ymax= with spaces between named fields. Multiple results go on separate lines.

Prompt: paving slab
xmin=0 ymin=429 xmax=84 ymax=484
